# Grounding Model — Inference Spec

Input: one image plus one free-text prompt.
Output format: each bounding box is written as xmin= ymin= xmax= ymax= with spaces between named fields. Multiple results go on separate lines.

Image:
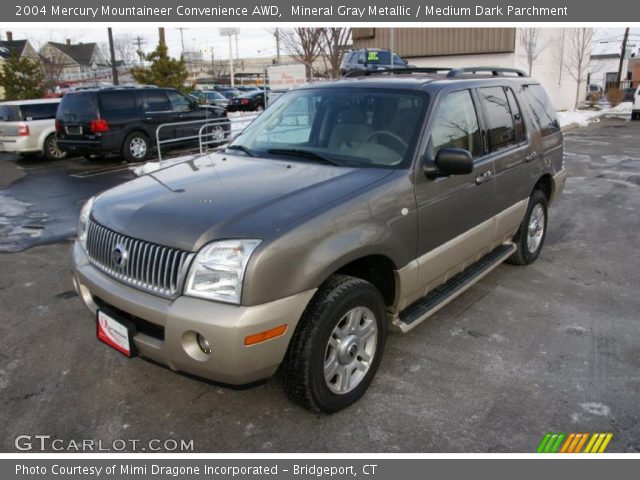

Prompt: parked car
xmin=266 ymin=88 xmax=288 ymax=105
xmin=56 ymin=86 xmax=228 ymax=162
xmin=0 ymin=99 xmax=67 ymax=161
xmin=585 ymin=84 xmax=604 ymax=104
xmin=228 ymin=91 xmax=266 ymax=112
xmin=340 ymin=48 xmax=409 ymax=76
xmin=633 ymin=85 xmax=640 ymax=120
xmin=71 ymin=67 xmax=566 ymax=412
xmin=623 ymin=87 xmax=636 ymax=103
xmin=189 ymin=90 xmax=230 ymax=110
xmin=213 ymin=86 xmax=242 ymax=100
xmin=236 ymin=86 xmax=261 ymax=93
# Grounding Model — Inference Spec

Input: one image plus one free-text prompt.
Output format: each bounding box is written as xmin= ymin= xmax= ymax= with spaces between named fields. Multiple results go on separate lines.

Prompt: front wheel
xmin=122 ymin=131 xmax=151 ymax=163
xmin=507 ymin=189 xmax=548 ymax=265
xmin=43 ymin=134 xmax=68 ymax=161
xmin=282 ymin=275 xmax=386 ymax=413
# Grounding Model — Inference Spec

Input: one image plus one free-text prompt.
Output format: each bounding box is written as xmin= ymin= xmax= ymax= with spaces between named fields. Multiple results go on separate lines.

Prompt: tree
xmin=39 ymin=45 xmax=69 ymax=92
xmin=280 ymin=28 xmax=323 ymax=81
xmin=319 ymin=28 xmax=352 ymax=79
xmin=520 ymin=28 xmax=546 ymax=76
xmin=0 ymin=53 xmax=44 ymax=100
xmin=564 ymin=28 xmax=594 ymax=108
xmin=130 ymin=43 xmax=189 ymax=91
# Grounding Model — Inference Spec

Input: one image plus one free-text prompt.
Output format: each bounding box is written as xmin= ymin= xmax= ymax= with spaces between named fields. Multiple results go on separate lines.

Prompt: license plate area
xmin=65 ymin=125 xmax=83 ymax=135
xmin=97 ymin=309 xmax=137 ymax=357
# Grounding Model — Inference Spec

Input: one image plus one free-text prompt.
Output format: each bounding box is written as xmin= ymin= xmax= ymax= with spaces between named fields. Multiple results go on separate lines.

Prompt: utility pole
xmin=228 ymin=34 xmax=235 ymax=87
xmin=133 ymin=36 xmax=146 ymax=64
xmin=107 ymin=27 xmax=119 ymax=85
xmin=274 ymin=28 xmax=281 ymax=63
xmin=616 ymin=27 xmax=630 ymax=89
xmin=389 ymin=27 xmax=394 ymax=68
xmin=176 ymin=27 xmax=188 ymax=59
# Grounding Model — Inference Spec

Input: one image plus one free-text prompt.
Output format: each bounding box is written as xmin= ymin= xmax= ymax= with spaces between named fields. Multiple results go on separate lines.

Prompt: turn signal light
xmin=90 ymin=118 xmax=109 ymax=133
xmin=244 ymin=324 xmax=287 ymax=346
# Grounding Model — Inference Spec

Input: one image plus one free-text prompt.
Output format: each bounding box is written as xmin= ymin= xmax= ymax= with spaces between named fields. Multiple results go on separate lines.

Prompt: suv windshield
xmin=230 ymin=88 xmax=428 ymax=168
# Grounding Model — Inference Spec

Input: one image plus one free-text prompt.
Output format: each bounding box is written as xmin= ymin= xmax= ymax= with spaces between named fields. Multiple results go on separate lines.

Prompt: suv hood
xmin=91 ymin=153 xmax=392 ymax=252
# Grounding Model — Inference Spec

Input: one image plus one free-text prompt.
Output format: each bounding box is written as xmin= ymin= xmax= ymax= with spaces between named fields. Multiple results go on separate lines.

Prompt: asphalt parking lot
xmin=0 ymin=118 xmax=638 ymax=452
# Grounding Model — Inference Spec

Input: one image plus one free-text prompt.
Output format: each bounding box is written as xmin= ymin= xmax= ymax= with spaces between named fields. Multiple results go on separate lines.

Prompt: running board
xmin=394 ymin=243 xmax=516 ymax=333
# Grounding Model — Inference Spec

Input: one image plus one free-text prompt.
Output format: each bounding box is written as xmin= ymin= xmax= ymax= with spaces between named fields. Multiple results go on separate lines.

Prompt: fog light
xmin=196 ymin=334 xmax=211 ymax=354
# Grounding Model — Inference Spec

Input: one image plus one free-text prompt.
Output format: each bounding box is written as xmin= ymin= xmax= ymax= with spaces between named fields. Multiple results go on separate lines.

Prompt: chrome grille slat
xmin=85 ymin=219 xmax=191 ymax=298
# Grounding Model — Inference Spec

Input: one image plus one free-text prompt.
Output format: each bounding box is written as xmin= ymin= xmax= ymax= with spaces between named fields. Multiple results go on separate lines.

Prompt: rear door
xmin=476 ymin=85 xmax=533 ymax=221
xmin=57 ymin=92 xmax=99 ymax=140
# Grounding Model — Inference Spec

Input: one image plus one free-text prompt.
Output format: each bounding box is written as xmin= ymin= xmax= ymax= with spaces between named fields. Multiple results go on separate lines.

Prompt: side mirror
xmin=423 ymin=148 xmax=473 ymax=178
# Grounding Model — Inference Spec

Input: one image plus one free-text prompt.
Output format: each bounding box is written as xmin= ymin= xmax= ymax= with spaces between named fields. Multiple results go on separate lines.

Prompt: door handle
xmin=525 ymin=151 xmax=539 ymax=162
xmin=475 ymin=170 xmax=493 ymax=185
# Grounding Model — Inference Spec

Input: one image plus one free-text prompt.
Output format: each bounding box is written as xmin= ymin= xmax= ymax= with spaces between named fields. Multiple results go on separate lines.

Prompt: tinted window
xmin=478 ymin=87 xmax=517 ymax=152
xmin=142 ymin=90 xmax=170 ymax=112
xmin=0 ymin=105 xmax=23 ymax=121
xmin=58 ymin=93 xmax=98 ymax=119
xmin=99 ymin=91 xmax=137 ymax=118
xmin=431 ymin=90 xmax=482 ymax=158
xmin=522 ymin=84 xmax=560 ymax=137
xmin=166 ymin=90 xmax=191 ymax=111
xmin=19 ymin=103 xmax=58 ymax=120
xmin=505 ymin=87 xmax=525 ymax=143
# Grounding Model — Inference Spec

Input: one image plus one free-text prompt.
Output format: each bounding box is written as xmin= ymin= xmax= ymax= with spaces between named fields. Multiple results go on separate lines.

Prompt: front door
xmin=413 ymin=88 xmax=495 ymax=298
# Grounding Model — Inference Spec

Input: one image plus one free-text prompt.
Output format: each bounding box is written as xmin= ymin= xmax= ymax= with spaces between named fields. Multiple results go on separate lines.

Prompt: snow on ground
xmin=604 ymin=101 xmax=633 ymax=119
xmin=0 ymin=195 xmax=32 ymax=217
xmin=557 ymin=109 xmax=605 ymax=128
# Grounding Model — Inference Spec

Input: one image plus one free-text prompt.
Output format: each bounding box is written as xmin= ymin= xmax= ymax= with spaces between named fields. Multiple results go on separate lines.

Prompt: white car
xmin=633 ymin=85 xmax=640 ymax=121
xmin=0 ymin=98 xmax=67 ymax=160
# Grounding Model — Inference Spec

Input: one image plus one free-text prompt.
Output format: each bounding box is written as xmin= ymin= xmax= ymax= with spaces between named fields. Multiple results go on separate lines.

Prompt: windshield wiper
xmin=225 ymin=144 xmax=255 ymax=157
xmin=267 ymin=148 xmax=340 ymax=166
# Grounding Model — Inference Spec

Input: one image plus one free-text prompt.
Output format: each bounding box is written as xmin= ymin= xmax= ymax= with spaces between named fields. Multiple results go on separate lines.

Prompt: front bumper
xmin=71 ymin=242 xmax=315 ymax=385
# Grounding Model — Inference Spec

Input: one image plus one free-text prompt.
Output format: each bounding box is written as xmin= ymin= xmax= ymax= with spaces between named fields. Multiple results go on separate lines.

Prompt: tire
xmin=282 ymin=275 xmax=386 ymax=413
xmin=507 ymin=189 xmax=548 ymax=266
xmin=122 ymin=131 xmax=151 ymax=163
xmin=43 ymin=134 xmax=68 ymax=161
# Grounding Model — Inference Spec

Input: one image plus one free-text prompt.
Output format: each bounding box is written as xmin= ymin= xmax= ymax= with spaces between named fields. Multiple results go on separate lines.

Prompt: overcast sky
xmin=1 ymin=26 xmax=638 ymax=61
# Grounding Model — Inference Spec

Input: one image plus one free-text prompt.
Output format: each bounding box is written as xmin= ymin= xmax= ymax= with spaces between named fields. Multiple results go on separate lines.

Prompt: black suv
xmin=340 ymin=48 xmax=409 ymax=76
xmin=56 ymin=86 xmax=228 ymax=162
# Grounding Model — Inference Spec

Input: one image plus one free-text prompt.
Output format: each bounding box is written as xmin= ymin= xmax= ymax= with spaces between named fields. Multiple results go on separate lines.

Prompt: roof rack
xmin=343 ymin=66 xmax=528 ymax=79
xmin=446 ymin=67 xmax=527 ymax=78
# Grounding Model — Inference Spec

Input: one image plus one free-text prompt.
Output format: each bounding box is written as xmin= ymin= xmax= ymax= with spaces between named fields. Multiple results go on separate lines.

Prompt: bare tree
xmin=38 ymin=45 xmax=71 ymax=91
xmin=279 ymin=28 xmax=323 ymax=81
xmin=564 ymin=28 xmax=594 ymax=108
xmin=520 ymin=28 xmax=546 ymax=76
xmin=319 ymin=28 xmax=352 ymax=79
xmin=112 ymin=33 xmax=137 ymax=66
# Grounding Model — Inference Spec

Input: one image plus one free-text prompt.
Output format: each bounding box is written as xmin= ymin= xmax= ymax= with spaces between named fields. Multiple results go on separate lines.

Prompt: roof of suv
xmin=298 ymin=67 xmax=533 ymax=91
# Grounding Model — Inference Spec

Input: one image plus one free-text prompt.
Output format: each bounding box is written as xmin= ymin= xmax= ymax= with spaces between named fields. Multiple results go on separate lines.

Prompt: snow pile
xmin=604 ymin=102 xmax=633 ymax=119
xmin=557 ymin=109 xmax=605 ymax=128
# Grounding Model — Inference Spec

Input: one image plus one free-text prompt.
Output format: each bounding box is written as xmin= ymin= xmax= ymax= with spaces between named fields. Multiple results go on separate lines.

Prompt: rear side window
xmin=522 ymin=84 xmax=560 ymax=137
xmin=20 ymin=103 xmax=58 ymax=120
xmin=504 ymin=87 xmax=526 ymax=143
xmin=478 ymin=87 xmax=517 ymax=152
xmin=142 ymin=91 xmax=170 ymax=112
xmin=0 ymin=105 xmax=22 ymax=121
xmin=58 ymin=93 xmax=98 ymax=119
xmin=99 ymin=91 xmax=137 ymax=119
xmin=431 ymin=89 xmax=482 ymax=158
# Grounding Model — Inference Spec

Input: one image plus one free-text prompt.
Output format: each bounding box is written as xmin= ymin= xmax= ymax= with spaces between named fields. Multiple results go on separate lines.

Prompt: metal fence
xmin=155 ymin=113 xmax=260 ymax=161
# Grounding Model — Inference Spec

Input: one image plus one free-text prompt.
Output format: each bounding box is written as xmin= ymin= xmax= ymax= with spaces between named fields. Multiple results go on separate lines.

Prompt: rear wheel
xmin=507 ymin=189 xmax=548 ymax=266
xmin=282 ymin=275 xmax=386 ymax=413
xmin=43 ymin=134 xmax=67 ymax=161
xmin=122 ymin=131 xmax=151 ymax=162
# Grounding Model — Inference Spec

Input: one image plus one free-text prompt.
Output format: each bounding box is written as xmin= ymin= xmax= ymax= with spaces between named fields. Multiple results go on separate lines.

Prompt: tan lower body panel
xmin=393 ymin=198 xmax=528 ymax=316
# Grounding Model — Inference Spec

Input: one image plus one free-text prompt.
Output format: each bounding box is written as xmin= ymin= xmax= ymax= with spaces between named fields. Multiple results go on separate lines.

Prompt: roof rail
xmin=344 ymin=67 xmax=453 ymax=78
xmin=446 ymin=67 xmax=527 ymax=78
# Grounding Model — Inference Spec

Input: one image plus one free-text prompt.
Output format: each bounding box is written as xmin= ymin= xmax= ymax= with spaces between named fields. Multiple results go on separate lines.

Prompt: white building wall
xmin=412 ymin=28 xmax=580 ymax=111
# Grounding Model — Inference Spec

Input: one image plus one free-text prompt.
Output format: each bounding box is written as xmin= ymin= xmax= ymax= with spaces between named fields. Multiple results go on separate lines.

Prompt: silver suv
xmin=0 ymin=98 xmax=66 ymax=160
xmin=72 ymin=67 xmax=567 ymax=413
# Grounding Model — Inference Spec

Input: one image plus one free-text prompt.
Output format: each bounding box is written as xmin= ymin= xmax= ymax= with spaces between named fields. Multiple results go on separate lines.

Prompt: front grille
xmin=86 ymin=219 xmax=193 ymax=298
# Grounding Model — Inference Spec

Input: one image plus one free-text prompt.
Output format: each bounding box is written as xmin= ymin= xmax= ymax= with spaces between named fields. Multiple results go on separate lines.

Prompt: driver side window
xmin=431 ymin=90 xmax=482 ymax=158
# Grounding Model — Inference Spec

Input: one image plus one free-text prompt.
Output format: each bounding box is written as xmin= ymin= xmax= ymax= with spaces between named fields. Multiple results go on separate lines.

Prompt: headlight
xmin=184 ymin=239 xmax=261 ymax=304
xmin=78 ymin=196 xmax=95 ymax=250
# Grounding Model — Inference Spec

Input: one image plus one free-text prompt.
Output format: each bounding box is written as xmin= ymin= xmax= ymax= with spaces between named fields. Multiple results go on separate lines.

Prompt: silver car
xmin=0 ymin=98 xmax=66 ymax=160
